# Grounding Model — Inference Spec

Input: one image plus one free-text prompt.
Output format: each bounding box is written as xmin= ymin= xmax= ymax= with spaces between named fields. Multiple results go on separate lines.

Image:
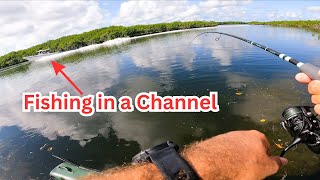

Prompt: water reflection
xmin=1 ymin=25 xmax=320 ymax=179
xmin=0 ymin=55 xmax=124 ymax=144
xmin=197 ymin=34 xmax=251 ymax=66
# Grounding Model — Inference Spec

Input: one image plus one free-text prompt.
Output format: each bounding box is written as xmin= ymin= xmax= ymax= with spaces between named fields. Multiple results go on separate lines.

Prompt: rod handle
xmin=299 ymin=63 xmax=320 ymax=80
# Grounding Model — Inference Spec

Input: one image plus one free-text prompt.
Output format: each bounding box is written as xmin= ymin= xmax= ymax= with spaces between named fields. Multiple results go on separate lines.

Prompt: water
xmin=1 ymin=25 xmax=320 ymax=179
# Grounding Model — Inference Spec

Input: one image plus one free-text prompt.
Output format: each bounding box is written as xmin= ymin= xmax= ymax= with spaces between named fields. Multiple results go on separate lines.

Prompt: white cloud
xmin=0 ymin=1 xmax=107 ymax=56
xmin=129 ymin=35 xmax=195 ymax=73
xmin=307 ymin=6 xmax=320 ymax=13
xmin=285 ymin=11 xmax=302 ymax=18
xmin=0 ymin=54 xmax=122 ymax=145
xmin=1 ymin=0 xmax=319 ymax=57
xmin=267 ymin=11 xmax=277 ymax=19
xmin=112 ymin=0 xmax=251 ymax=25
xmin=192 ymin=25 xmax=251 ymax=67
xmin=266 ymin=10 xmax=303 ymax=21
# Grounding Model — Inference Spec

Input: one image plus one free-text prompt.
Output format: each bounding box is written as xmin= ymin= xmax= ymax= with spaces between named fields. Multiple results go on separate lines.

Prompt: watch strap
xmin=140 ymin=141 xmax=199 ymax=180
xmin=148 ymin=146 xmax=199 ymax=180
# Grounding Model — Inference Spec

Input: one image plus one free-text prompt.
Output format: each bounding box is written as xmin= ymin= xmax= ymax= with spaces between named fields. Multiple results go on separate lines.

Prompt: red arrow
xmin=51 ymin=61 xmax=84 ymax=95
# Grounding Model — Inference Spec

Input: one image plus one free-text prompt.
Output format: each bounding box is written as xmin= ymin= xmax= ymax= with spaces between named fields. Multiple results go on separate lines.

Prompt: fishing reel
xmin=280 ymin=106 xmax=320 ymax=157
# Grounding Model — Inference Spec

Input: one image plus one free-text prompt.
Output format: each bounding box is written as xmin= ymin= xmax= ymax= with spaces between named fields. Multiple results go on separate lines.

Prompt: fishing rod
xmin=190 ymin=32 xmax=320 ymax=157
xmin=189 ymin=32 xmax=320 ymax=81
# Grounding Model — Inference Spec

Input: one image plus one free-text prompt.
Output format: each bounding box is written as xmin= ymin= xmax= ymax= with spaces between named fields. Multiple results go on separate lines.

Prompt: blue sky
xmin=0 ymin=0 xmax=319 ymax=56
xmin=97 ymin=0 xmax=320 ymax=25
xmin=100 ymin=1 xmax=320 ymax=21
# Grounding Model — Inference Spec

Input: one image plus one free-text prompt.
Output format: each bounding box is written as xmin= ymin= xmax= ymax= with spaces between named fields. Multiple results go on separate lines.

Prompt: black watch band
xmin=132 ymin=141 xmax=199 ymax=180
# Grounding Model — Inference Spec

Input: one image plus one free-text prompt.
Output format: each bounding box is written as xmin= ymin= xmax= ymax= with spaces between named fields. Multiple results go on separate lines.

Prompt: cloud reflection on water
xmin=0 ymin=32 xmax=199 ymax=148
xmin=0 ymin=25 xmax=319 ymax=150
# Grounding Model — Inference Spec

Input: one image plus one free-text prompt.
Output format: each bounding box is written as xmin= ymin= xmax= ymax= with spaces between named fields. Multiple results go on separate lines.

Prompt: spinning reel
xmin=280 ymin=106 xmax=320 ymax=157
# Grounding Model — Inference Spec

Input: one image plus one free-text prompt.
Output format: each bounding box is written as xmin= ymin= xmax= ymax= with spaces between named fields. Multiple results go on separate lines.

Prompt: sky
xmin=0 ymin=0 xmax=319 ymax=56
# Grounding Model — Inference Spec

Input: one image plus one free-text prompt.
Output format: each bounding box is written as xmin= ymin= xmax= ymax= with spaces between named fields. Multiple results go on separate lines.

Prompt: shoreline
xmin=29 ymin=25 xmax=250 ymax=62
xmin=30 ymin=26 xmax=220 ymax=62
xmin=0 ymin=21 xmax=223 ymax=69
xmin=2 ymin=24 xmax=249 ymax=70
xmin=0 ymin=60 xmax=30 ymax=73
xmin=249 ymin=20 xmax=320 ymax=33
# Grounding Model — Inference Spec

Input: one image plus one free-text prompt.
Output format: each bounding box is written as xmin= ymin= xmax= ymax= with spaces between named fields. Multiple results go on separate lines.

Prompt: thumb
xmin=295 ymin=73 xmax=312 ymax=84
xmin=267 ymin=156 xmax=288 ymax=174
xmin=271 ymin=156 xmax=288 ymax=172
xmin=272 ymin=156 xmax=288 ymax=168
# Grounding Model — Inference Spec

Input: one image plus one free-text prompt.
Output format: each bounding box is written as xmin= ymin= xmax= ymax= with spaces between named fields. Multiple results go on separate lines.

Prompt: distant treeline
xmin=250 ymin=20 xmax=320 ymax=32
xmin=0 ymin=21 xmax=247 ymax=69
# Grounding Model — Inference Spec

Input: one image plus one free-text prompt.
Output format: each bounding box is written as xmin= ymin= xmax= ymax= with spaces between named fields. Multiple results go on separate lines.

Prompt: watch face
xmin=149 ymin=141 xmax=179 ymax=152
xmin=132 ymin=141 xmax=198 ymax=179
xmin=132 ymin=151 xmax=151 ymax=164
xmin=149 ymin=141 xmax=171 ymax=151
xmin=132 ymin=141 xmax=179 ymax=164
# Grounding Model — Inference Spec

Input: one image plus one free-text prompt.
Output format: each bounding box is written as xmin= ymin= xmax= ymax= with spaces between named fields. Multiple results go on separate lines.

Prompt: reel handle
xmin=280 ymin=137 xmax=302 ymax=157
xmin=299 ymin=63 xmax=320 ymax=80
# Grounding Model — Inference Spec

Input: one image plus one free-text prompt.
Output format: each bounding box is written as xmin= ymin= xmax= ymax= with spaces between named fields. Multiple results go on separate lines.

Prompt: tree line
xmin=2 ymin=21 xmax=242 ymax=69
xmin=249 ymin=20 xmax=320 ymax=32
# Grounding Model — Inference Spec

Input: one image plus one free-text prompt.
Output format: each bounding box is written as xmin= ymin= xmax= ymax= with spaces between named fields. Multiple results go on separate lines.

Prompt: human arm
xmin=295 ymin=71 xmax=320 ymax=114
xmin=82 ymin=130 xmax=287 ymax=180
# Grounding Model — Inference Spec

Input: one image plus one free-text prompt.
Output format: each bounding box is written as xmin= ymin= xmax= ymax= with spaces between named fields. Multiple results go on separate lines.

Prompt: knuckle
xmin=249 ymin=129 xmax=261 ymax=135
xmin=312 ymin=95 xmax=320 ymax=104
xmin=308 ymin=80 xmax=320 ymax=95
xmin=251 ymin=130 xmax=266 ymax=139
xmin=315 ymin=105 xmax=320 ymax=114
xmin=270 ymin=164 xmax=280 ymax=174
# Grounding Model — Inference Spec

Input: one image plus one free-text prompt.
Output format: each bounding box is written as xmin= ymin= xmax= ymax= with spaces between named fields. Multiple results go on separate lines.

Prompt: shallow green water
xmin=1 ymin=25 xmax=320 ymax=179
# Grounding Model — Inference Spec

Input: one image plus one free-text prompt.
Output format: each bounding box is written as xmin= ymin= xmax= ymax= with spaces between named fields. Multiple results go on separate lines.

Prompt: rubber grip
xmin=299 ymin=63 xmax=320 ymax=80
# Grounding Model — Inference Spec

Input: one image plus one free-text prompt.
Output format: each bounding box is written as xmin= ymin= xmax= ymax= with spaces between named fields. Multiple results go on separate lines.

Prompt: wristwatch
xmin=132 ymin=141 xmax=199 ymax=180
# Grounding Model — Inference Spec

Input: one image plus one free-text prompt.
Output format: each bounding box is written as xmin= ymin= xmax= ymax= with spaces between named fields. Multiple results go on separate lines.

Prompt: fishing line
xmin=189 ymin=32 xmax=320 ymax=158
xmin=188 ymin=32 xmax=320 ymax=80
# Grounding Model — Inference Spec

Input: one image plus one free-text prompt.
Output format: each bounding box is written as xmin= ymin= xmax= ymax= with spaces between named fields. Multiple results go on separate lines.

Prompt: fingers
xmin=266 ymin=156 xmax=288 ymax=175
xmin=258 ymin=132 xmax=271 ymax=154
xmin=274 ymin=156 xmax=288 ymax=168
xmin=248 ymin=130 xmax=271 ymax=154
xmin=253 ymin=131 xmax=287 ymax=175
xmin=315 ymin=104 xmax=320 ymax=115
xmin=308 ymin=80 xmax=320 ymax=95
xmin=296 ymin=73 xmax=312 ymax=84
xmin=297 ymin=74 xmax=320 ymax=113
xmin=312 ymin=95 xmax=320 ymax=104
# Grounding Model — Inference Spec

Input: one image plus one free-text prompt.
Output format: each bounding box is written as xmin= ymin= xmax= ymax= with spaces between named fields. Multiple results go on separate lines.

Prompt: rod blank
xmin=189 ymin=32 xmax=320 ymax=80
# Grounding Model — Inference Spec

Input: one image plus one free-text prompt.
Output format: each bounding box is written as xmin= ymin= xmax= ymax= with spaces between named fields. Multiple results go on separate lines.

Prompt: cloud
xmin=0 ymin=30 xmax=197 ymax=149
xmin=284 ymin=11 xmax=302 ymax=18
xmin=266 ymin=10 xmax=303 ymax=20
xmin=307 ymin=6 xmax=320 ymax=13
xmin=0 ymin=54 xmax=122 ymax=145
xmin=127 ymin=32 xmax=197 ymax=92
xmin=0 ymin=1 xmax=107 ymax=56
xmin=189 ymin=25 xmax=251 ymax=67
xmin=203 ymin=36 xmax=245 ymax=66
xmin=112 ymin=0 xmax=251 ymax=25
xmin=129 ymin=34 xmax=196 ymax=73
xmin=1 ymin=0 xmax=319 ymax=59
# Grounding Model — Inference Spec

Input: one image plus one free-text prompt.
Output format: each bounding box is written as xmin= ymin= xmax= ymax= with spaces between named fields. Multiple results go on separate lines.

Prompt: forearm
xmin=182 ymin=134 xmax=252 ymax=179
xmin=82 ymin=130 xmax=284 ymax=180
xmin=82 ymin=163 xmax=163 ymax=180
xmin=182 ymin=139 xmax=236 ymax=179
xmin=83 ymin=138 xmax=229 ymax=180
